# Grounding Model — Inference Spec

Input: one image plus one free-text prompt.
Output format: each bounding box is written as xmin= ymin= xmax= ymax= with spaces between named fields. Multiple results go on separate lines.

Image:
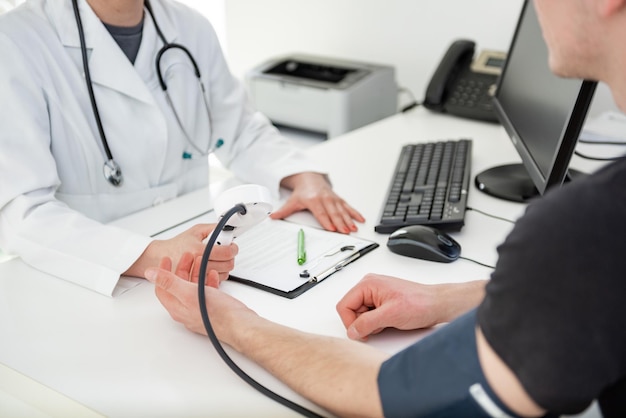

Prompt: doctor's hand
xmin=336 ymin=274 xmax=486 ymax=341
xmin=271 ymin=172 xmax=365 ymax=234
xmin=125 ymin=223 xmax=238 ymax=283
xmin=145 ymin=253 xmax=256 ymax=341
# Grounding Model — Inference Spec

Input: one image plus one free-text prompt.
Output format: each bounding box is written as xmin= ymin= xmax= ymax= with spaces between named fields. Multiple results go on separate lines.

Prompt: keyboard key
xmin=375 ymin=139 xmax=472 ymax=233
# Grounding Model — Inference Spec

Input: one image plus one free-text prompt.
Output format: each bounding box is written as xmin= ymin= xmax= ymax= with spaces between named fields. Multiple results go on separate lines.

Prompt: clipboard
xmin=228 ymin=219 xmax=379 ymax=298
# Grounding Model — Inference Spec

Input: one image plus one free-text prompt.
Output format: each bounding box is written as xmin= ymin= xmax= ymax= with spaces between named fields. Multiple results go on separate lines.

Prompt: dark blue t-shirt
xmin=103 ymin=18 xmax=144 ymax=64
xmin=478 ymin=156 xmax=626 ymax=416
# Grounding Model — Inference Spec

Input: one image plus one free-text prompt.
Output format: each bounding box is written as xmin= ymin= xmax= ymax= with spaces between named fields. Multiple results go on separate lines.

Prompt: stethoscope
xmin=71 ymin=0 xmax=222 ymax=187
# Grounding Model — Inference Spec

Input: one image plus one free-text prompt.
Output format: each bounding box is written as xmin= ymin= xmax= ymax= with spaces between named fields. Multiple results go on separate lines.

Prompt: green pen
xmin=297 ymin=228 xmax=306 ymax=265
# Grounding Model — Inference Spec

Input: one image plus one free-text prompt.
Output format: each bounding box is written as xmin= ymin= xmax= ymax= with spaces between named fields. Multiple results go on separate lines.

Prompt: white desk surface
xmin=0 ymin=108 xmax=609 ymax=417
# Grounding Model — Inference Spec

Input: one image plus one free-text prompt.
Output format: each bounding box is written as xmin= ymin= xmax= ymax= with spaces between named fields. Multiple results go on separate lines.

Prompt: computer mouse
xmin=386 ymin=225 xmax=461 ymax=263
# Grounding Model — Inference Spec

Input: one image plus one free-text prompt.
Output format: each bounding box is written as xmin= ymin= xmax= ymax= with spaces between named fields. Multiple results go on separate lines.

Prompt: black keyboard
xmin=375 ymin=139 xmax=472 ymax=233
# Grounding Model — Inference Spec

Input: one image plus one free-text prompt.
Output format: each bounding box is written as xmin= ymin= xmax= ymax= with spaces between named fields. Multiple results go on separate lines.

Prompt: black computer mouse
xmin=386 ymin=225 xmax=461 ymax=263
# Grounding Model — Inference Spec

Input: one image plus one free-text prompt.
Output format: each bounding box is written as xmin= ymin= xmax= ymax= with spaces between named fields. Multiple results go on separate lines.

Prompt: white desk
xmin=0 ymin=108 xmax=608 ymax=417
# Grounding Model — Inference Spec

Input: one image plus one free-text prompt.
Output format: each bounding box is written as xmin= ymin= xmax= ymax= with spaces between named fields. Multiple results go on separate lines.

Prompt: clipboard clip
xmin=299 ymin=245 xmax=356 ymax=280
xmin=308 ymin=252 xmax=361 ymax=283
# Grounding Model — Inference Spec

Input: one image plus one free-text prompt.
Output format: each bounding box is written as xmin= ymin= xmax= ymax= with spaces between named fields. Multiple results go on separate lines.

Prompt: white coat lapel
xmin=54 ymin=0 xmax=155 ymax=105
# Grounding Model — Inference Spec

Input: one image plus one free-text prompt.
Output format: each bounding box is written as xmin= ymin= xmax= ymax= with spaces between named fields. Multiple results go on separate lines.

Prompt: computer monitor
xmin=474 ymin=0 xmax=597 ymax=202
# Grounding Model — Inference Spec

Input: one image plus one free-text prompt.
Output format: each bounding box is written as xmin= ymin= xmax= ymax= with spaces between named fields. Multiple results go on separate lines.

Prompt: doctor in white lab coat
xmin=0 ymin=0 xmax=364 ymax=296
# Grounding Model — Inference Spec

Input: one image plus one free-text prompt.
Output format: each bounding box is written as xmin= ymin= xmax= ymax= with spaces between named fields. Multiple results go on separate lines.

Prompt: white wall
xmin=223 ymin=0 xmax=616 ymax=117
xmin=224 ymin=0 xmax=525 ymax=103
xmin=177 ymin=0 xmax=227 ymax=53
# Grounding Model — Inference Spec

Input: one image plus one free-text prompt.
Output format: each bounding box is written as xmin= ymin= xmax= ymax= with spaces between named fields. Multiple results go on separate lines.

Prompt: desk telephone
xmin=423 ymin=39 xmax=506 ymax=123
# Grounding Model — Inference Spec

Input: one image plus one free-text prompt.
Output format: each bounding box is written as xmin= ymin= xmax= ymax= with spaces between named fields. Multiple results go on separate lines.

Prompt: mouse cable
xmin=466 ymin=206 xmax=515 ymax=224
xmin=574 ymin=150 xmax=626 ymax=161
xmin=463 ymin=207 xmax=508 ymax=268
xmin=459 ymin=256 xmax=495 ymax=270
xmin=197 ymin=204 xmax=325 ymax=418
xmin=578 ymin=138 xmax=626 ymax=146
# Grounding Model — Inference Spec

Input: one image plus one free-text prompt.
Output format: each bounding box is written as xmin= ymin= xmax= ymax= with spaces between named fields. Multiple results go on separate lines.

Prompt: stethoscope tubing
xmin=72 ymin=0 xmax=114 ymax=164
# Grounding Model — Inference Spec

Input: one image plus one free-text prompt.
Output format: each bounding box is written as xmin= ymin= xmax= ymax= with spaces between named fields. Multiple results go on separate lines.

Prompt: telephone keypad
xmin=444 ymin=71 xmax=499 ymax=123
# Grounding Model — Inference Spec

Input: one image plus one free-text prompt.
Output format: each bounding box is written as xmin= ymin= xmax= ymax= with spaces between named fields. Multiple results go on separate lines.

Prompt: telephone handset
xmin=423 ymin=39 xmax=506 ymax=123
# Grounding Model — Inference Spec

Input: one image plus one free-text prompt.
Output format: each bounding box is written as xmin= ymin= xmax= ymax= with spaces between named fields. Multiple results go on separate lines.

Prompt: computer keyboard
xmin=375 ymin=139 xmax=472 ymax=233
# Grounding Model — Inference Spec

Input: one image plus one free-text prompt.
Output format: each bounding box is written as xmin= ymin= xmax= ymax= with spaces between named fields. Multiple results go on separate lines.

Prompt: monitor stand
xmin=474 ymin=164 xmax=584 ymax=203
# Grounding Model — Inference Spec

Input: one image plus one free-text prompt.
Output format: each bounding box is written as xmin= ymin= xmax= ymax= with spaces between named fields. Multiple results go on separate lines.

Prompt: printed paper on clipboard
xmin=228 ymin=219 xmax=379 ymax=298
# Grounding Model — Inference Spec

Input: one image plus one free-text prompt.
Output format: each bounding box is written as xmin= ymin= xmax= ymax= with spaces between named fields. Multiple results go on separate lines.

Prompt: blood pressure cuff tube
xmin=377 ymin=309 xmax=521 ymax=418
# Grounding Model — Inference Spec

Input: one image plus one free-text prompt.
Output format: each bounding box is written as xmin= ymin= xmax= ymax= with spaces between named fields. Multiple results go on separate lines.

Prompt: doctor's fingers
xmin=209 ymin=242 xmax=239 ymax=260
xmin=177 ymin=242 xmax=237 ymax=280
xmin=308 ymin=196 xmax=359 ymax=234
xmin=203 ymin=260 xmax=232 ymax=283
xmin=308 ymin=189 xmax=365 ymax=233
xmin=188 ymin=255 xmax=232 ymax=285
xmin=185 ymin=223 xmax=218 ymax=241
xmin=330 ymin=200 xmax=365 ymax=234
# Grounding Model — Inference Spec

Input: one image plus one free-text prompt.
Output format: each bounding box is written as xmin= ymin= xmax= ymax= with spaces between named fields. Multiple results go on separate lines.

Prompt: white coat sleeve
xmin=0 ymin=32 xmax=151 ymax=296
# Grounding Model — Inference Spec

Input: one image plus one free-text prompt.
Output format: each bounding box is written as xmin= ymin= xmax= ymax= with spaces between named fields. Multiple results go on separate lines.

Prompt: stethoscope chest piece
xmin=104 ymin=159 xmax=123 ymax=187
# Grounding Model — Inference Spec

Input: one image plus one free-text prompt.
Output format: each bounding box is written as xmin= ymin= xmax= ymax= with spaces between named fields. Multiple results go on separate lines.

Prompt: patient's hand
xmin=336 ymin=274 xmax=486 ymax=341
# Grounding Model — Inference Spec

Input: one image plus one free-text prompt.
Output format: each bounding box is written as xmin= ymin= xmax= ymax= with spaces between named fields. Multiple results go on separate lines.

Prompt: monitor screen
xmin=474 ymin=0 xmax=597 ymax=202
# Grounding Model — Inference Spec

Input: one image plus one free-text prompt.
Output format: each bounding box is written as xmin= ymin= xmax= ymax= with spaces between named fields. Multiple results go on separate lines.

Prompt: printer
xmin=246 ymin=54 xmax=397 ymax=138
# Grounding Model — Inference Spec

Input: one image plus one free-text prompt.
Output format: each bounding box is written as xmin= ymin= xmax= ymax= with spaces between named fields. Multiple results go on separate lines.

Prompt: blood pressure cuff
xmin=377 ymin=309 xmax=520 ymax=418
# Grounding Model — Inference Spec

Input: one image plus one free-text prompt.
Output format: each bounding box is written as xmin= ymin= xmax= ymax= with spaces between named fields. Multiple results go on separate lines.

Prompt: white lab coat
xmin=0 ymin=0 xmax=321 ymax=295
